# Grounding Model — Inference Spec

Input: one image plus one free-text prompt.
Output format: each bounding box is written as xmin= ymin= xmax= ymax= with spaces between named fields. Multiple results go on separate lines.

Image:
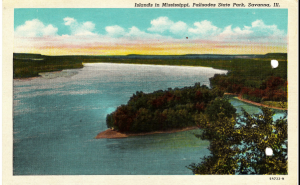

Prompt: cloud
xmin=126 ymin=26 xmax=152 ymax=38
xmin=126 ymin=26 xmax=166 ymax=40
xmin=147 ymin=17 xmax=285 ymax=41
xmin=216 ymin=20 xmax=285 ymax=43
xmin=63 ymin=17 xmax=76 ymax=25
xmin=148 ymin=17 xmax=188 ymax=36
xmin=105 ymin=25 xmax=125 ymax=37
xmin=63 ymin=17 xmax=96 ymax=36
xmin=148 ymin=17 xmax=173 ymax=33
xmin=15 ymin=19 xmax=58 ymax=37
xmin=104 ymin=25 xmax=167 ymax=41
xmin=188 ymin=20 xmax=221 ymax=37
xmin=170 ymin=21 xmax=188 ymax=35
xmin=218 ymin=25 xmax=252 ymax=38
xmin=251 ymin=20 xmax=284 ymax=36
xmin=14 ymin=17 xmax=287 ymax=55
xmin=128 ymin=26 xmax=144 ymax=36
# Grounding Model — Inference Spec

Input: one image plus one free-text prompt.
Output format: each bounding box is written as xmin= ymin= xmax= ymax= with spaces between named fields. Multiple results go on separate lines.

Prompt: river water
xmin=13 ymin=63 xmax=285 ymax=175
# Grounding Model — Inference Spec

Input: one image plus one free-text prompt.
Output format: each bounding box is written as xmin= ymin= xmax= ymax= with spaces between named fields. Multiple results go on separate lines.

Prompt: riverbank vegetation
xmin=209 ymin=53 xmax=287 ymax=108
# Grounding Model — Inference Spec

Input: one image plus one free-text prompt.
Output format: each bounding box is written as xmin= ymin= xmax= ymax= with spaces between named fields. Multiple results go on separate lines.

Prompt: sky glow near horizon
xmin=14 ymin=9 xmax=288 ymax=55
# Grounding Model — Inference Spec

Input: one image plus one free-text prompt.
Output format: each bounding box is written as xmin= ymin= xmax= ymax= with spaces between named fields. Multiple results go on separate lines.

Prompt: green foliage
xmin=188 ymin=107 xmax=287 ymax=175
xmin=210 ymin=73 xmax=287 ymax=104
xmin=262 ymin=101 xmax=288 ymax=109
xmin=205 ymin=98 xmax=237 ymax=121
xmin=106 ymin=113 xmax=114 ymax=129
xmin=106 ymin=83 xmax=222 ymax=133
xmin=207 ymin=53 xmax=287 ymax=106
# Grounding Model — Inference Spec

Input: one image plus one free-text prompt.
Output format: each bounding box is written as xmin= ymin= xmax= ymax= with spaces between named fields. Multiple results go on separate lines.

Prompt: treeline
xmin=106 ymin=83 xmax=224 ymax=133
xmin=210 ymin=74 xmax=287 ymax=103
xmin=14 ymin=53 xmax=287 ymax=81
xmin=209 ymin=53 xmax=287 ymax=104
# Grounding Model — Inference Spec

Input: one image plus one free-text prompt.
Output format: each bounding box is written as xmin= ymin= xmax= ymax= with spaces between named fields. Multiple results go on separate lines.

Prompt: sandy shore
xmin=224 ymin=93 xmax=239 ymax=95
xmin=14 ymin=76 xmax=40 ymax=81
xmin=224 ymin=93 xmax=287 ymax=110
xmin=95 ymin=126 xmax=199 ymax=139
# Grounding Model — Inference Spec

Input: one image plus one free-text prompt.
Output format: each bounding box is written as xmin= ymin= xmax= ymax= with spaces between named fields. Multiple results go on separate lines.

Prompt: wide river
xmin=13 ymin=63 xmax=286 ymax=175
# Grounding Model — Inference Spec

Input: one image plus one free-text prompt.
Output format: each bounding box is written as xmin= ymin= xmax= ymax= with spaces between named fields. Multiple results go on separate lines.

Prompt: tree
xmin=204 ymin=98 xmax=236 ymax=121
xmin=189 ymin=106 xmax=287 ymax=175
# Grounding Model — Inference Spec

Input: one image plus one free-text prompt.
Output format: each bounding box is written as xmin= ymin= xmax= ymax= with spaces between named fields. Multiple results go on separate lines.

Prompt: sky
xmin=14 ymin=9 xmax=288 ymax=55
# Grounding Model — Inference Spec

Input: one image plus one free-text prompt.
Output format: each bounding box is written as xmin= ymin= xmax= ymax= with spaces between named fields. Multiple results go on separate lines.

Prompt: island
xmin=96 ymin=83 xmax=236 ymax=139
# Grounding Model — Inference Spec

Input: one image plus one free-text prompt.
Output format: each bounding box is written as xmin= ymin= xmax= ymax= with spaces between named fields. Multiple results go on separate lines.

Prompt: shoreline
xmin=13 ymin=76 xmax=41 ymax=81
xmin=224 ymin=93 xmax=287 ymax=110
xmin=95 ymin=126 xmax=199 ymax=139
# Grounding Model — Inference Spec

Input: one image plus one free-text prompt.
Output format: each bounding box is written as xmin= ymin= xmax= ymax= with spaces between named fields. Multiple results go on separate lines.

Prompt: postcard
xmin=2 ymin=0 xmax=298 ymax=184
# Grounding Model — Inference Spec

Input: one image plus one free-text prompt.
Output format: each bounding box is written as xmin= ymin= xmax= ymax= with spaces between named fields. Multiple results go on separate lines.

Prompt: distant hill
xmin=14 ymin=53 xmax=287 ymax=60
xmin=264 ymin=53 xmax=287 ymax=60
xmin=110 ymin=54 xmax=267 ymax=60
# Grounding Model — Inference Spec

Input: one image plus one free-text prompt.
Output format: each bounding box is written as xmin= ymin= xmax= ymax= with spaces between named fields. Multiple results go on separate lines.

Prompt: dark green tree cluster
xmin=188 ymin=103 xmax=287 ymax=175
xmin=106 ymin=83 xmax=224 ymax=133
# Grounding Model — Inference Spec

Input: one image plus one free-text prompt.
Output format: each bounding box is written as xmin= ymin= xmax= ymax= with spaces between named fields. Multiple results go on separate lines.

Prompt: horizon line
xmin=13 ymin=52 xmax=287 ymax=57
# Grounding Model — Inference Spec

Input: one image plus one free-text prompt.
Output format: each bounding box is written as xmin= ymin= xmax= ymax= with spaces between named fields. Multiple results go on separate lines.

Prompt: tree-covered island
xmin=105 ymin=83 xmax=227 ymax=133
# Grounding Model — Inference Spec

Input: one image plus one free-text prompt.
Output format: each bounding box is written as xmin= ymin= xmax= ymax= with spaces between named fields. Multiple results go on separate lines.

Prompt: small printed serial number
xmin=270 ymin=177 xmax=284 ymax=180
